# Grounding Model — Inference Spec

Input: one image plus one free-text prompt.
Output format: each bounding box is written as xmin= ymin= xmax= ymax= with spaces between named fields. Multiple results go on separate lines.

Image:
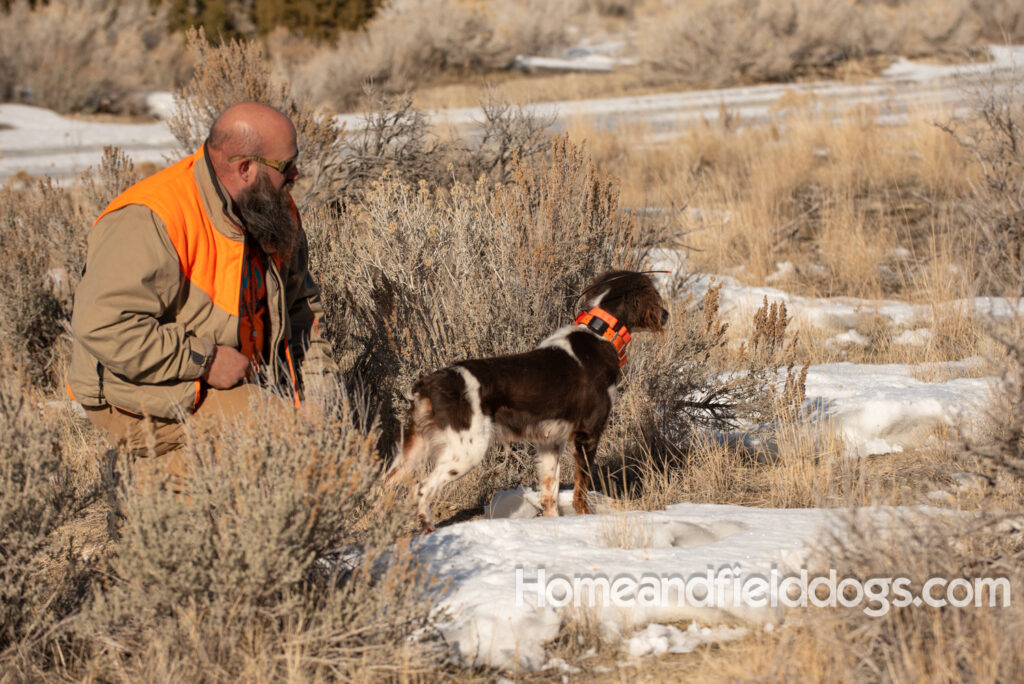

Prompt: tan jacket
xmin=68 ymin=148 xmax=335 ymax=419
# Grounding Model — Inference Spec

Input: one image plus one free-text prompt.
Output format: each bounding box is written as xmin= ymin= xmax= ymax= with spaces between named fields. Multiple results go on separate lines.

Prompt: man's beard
xmin=235 ymin=170 xmax=297 ymax=259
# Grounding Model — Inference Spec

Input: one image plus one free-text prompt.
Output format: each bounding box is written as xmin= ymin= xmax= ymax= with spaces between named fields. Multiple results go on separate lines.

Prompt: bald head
xmin=208 ymin=102 xmax=295 ymax=156
xmin=206 ymin=102 xmax=299 ymax=201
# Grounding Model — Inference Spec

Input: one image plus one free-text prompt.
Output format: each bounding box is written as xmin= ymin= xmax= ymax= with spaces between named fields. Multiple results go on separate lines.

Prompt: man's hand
xmin=202 ymin=345 xmax=249 ymax=389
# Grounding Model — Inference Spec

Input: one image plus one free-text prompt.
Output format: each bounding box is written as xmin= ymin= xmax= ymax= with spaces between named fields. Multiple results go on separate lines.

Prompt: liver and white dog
xmin=385 ymin=270 xmax=668 ymax=532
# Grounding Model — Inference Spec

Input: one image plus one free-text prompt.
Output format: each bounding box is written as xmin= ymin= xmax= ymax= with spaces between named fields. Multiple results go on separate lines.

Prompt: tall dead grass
xmin=571 ymin=102 xmax=978 ymax=304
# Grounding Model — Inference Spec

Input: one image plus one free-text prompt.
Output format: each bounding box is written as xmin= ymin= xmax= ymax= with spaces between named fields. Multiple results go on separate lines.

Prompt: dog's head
xmin=579 ymin=270 xmax=668 ymax=332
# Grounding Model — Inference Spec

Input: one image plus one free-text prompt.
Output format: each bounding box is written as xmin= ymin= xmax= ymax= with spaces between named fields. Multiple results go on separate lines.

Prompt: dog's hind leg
xmin=385 ymin=396 xmax=436 ymax=486
xmin=536 ymin=441 xmax=565 ymax=517
xmin=384 ymin=422 xmax=427 ymax=486
xmin=415 ymin=430 xmax=490 ymax=533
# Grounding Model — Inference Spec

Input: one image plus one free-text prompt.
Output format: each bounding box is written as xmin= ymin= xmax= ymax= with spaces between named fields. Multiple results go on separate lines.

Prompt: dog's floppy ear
xmin=572 ymin=280 xmax=603 ymax=312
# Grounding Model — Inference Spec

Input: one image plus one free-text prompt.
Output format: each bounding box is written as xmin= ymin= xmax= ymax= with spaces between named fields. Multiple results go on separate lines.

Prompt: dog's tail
xmin=383 ymin=394 xmax=432 ymax=486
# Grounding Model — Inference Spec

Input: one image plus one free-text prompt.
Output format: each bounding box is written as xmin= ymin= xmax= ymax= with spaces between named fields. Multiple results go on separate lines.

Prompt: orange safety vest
xmin=94 ymin=147 xmax=301 ymax=408
xmin=96 ymin=147 xmax=247 ymax=317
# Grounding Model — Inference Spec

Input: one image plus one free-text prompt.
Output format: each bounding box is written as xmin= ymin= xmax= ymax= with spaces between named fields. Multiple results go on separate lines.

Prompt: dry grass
xmin=570 ymin=102 xmax=978 ymax=303
xmin=559 ymin=97 xmax=1008 ymax=387
xmin=409 ymin=67 xmax=686 ymax=111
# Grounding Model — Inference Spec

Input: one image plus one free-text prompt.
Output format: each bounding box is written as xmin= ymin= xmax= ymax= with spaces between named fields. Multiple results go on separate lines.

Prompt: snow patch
xmin=688 ymin=272 xmax=1024 ymax=331
xmin=827 ymin=329 xmax=871 ymax=348
xmin=412 ymin=501 xmax=944 ymax=671
xmin=624 ymin=622 xmax=749 ymax=658
xmin=484 ymin=487 xmax=615 ymax=519
xmin=803 ymin=361 xmax=992 ymax=454
xmin=893 ymin=328 xmax=934 ymax=346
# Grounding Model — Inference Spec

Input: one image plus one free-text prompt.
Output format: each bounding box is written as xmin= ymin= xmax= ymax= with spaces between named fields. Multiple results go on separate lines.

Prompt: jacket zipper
xmin=266 ymin=257 xmax=300 ymax=407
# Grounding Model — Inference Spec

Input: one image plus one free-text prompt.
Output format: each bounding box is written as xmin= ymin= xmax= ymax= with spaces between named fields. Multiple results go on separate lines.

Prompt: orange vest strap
xmin=95 ymin=147 xmax=245 ymax=317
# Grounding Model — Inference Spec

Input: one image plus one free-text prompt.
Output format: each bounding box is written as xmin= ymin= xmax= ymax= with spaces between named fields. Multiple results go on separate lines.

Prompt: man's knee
xmin=83 ymin=404 xmax=185 ymax=457
xmin=84 ymin=383 xmax=285 ymax=491
xmin=193 ymin=383 xmax=286 ymax=423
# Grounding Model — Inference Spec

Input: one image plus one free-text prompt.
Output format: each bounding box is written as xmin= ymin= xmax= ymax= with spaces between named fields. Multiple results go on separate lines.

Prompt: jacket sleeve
xmin=70 ymin=205 xmax=215 ymax=383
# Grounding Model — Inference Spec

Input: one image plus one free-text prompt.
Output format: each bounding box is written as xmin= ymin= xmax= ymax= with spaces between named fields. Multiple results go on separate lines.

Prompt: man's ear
xmin=237 ymin=158 xmax=255 ymax=183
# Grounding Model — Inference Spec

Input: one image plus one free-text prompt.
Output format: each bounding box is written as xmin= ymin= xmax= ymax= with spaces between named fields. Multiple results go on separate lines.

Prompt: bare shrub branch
xmin=168 ymin=27 xmax=348 ymax=210
xmin=939 ymin=76 xmax=1024 ymax=294
xmin=79 ymin=381 xmax=440 ymax=679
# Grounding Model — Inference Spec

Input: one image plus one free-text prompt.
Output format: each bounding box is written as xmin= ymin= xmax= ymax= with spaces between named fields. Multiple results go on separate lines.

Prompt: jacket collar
xmin=194 ymin=146 xmax=246 ymax=242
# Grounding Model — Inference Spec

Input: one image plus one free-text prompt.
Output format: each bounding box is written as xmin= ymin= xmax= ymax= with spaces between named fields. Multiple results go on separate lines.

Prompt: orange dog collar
xmin=575 ymin=307 xmax=631 ymax=366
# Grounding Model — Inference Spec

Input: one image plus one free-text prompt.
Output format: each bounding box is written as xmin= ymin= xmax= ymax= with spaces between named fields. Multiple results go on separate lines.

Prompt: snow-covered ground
xmin=413 ymin=500 xmax=949 ymax=670
xmin=801 ymin=360 xmax=991 ymax=456
xmin=0 ymin=102 xmax=177 ymax=182
xmin=687 ymin=273 xmax=1024 ymax=331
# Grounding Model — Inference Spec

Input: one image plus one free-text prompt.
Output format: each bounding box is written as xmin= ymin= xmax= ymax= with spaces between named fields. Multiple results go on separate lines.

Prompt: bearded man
xmin=68 ymin=102 xmax=337 ymax=485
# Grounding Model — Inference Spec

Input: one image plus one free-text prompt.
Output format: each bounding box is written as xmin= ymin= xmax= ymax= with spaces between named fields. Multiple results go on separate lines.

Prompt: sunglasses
xmin=228 ymin=154 xmax=298 ymax=176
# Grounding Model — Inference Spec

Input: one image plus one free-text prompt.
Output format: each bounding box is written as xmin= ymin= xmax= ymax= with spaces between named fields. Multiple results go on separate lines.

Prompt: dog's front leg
xmin=536 ymin=442 xmax=564 ymax=517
